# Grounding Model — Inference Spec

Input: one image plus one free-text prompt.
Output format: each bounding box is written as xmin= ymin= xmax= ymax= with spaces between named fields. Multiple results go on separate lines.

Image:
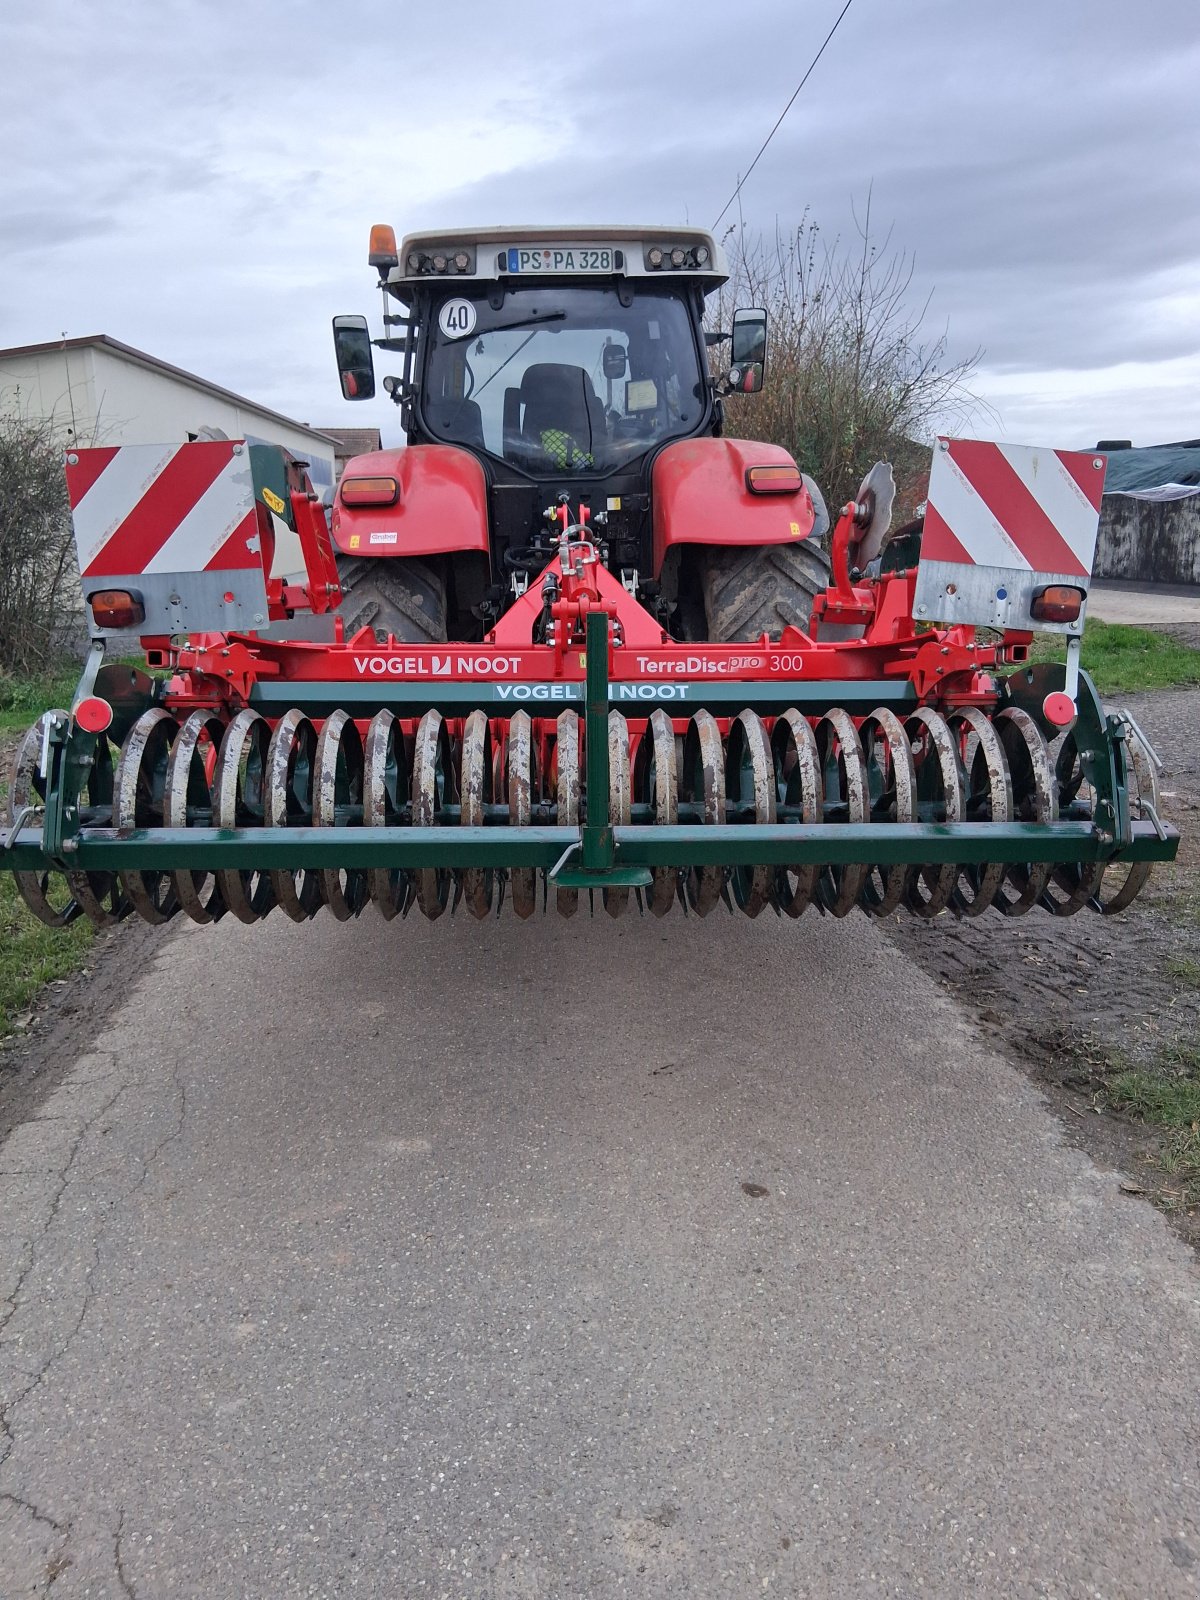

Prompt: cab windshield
xmin=421 ymin=284 xmax=706 ymax=474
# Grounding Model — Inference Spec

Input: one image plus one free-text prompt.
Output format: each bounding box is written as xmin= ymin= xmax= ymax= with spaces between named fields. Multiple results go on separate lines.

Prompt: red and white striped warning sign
xmin=66 ymin=441 xmax=261 ymax=579
xmin=923 ymin=439 xmax=1105 ymax=578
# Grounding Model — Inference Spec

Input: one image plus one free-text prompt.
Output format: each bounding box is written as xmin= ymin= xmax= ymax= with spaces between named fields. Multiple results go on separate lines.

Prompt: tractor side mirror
xmin=729 ymin=307 xmax=767 ymax=394
xmin=333 ymin=314 xmax=376 ymax=401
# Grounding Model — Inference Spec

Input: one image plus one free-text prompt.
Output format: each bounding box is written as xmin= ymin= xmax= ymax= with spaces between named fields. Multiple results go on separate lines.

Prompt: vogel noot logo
xmin=432 ymin=655 xmax=452 ymax=675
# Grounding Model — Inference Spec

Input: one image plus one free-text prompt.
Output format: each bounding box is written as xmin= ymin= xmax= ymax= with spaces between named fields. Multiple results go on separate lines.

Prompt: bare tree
xmin=713 ymin=200 xmax=983 ymax=519
xmin=0 ymin=413 xmax=77 ymax=675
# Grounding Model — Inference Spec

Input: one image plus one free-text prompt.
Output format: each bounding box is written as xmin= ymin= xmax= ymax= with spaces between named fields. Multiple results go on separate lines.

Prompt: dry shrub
xmin=0 ymin=414 xmax=78 ymax=675
xmin=713 ymin=201 xmax=983 ymax=519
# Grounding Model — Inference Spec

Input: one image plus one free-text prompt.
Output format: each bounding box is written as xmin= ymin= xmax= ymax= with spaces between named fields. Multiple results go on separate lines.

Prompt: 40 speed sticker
xmin=437 ymin=299 xmax=477 ymax=340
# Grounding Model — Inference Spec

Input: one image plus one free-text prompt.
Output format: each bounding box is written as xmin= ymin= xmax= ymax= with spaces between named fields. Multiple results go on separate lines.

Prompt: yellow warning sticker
xmin=579 ymin=653 xmax=587 ymax=668
xmin=349 ymin=534 xmax=361 ymax=550
xmin=607 ymin=496 xmax=622 ymax=511
xmin=262 ymin=486 xmax=286 ymax=515
xmin=789 ymin=520 xmax=802 ymax=536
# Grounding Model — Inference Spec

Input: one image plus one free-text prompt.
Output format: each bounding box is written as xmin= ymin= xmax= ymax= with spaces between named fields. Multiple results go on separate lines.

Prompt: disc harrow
xmin=5 ymin=688 xmax=1166 ymax=932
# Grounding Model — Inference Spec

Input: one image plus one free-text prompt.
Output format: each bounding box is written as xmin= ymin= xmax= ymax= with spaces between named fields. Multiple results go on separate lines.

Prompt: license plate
xmin=504 ymin=245 xmax=614 ymax=274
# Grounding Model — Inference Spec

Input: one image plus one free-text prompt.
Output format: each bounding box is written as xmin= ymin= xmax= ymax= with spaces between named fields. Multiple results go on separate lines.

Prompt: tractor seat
xmin=516 ymin=363 xmax=606 ymax=469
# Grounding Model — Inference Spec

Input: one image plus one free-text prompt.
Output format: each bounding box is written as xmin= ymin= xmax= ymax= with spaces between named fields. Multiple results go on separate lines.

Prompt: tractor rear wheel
xmin=336 ymin=555 xmax=447 ymax=643
xmin=701 ymin=540 xmax=832 ymax=641
xmin=699 ymin=473 xmax=831 ymax=642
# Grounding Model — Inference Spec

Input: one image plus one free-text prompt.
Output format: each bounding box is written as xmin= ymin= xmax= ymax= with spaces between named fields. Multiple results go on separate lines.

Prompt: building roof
xmin=322 ymin=426 xmax=383 ymax=458
xmin=0 ymin=334 xmax=337 ymax=447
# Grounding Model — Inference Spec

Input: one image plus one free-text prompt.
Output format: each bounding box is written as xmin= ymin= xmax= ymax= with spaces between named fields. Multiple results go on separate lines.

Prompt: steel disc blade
xmin=315 ymin=710 xmax=368 ymax=920
xmin=165 ymin=711 xmax=228 ymax=924
xmin=6 ymin=714 xmax=85 ymax=928
xmin=815 ymin=708 xmax=868 ymax=916
xmin=412 ymin=710 xmax=453 ymax=919
xmin=634 ymin=709 xmax=678 ymax=917
xmin=681 ymin=710 xmax=725 ymax=916
xmin=363 ymin=710 xmax=409 ymax=919
xmin=771 ymin=709 xmax=823 ymax=918
xmin=993 ymin=708 xmax=1057 ymax=916
xmin=948 ymin=708 xmax=1013 ymax=917
xmin=554 ymin=711 xmax=581 ymax=918
xmin=858 ymin=707 xmax=916 ymax=917
xmin=266 ymin=709 xmax=325 ymax=922
xmin=904 ymin=708 xmax=965 ymax=918
xmin=852 ymin=461 xmax=897 ymax=568
xmin=506 ymin=710 xmax=540 ymax=919
xmin=603 ymin=712 xmax=632 ymax=918
xmin=725 ymin=709 xmax=776 ymax=917
xmin=459 ymin=710 xmax=495 ymax=920
xmin=213 ymin=710 xmax=276 ymax=924
xmin=114 ymin=709 xmax=181 ymax=925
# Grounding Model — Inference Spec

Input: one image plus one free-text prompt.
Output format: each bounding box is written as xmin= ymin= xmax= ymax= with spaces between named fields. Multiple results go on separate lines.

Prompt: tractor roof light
xmin=746 ymin=465 xmax=803 ymax=495
xmin=88 ymin=588 xmax=145 ymax=629
xmin=670 ymin=247 xmax=686 ymax=268
xmin=368 ymin=224 xmax=399 ymax=271
xmin=694 ymin=244 xmax=711 ymax=266
xmin=340 ymin=475 xmax=400 ymax=507
xmin=1030 ymin=584 xmax=1085 ymax=624
xmin=646 ymin=246 xmax=664 ymax=269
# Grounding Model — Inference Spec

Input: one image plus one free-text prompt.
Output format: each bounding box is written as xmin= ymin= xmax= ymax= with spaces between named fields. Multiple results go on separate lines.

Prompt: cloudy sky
xmin=3 ymin=0 xmax=1198 ymax=452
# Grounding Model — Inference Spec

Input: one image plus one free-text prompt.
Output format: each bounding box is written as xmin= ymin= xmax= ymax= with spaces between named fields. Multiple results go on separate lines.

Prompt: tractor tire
xmin=700 ymin=539 xmax=832 ymax=642
xmin=336 ymin=555 xmax=447 ymax=643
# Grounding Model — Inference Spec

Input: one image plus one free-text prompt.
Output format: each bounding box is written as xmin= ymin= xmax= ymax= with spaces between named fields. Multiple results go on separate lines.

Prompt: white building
xmin=0 ymin=334 xmax=336 ymax=494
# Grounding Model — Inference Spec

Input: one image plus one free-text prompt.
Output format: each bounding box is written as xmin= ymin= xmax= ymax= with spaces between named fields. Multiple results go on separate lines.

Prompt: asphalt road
xmin=1 ymin=910 xmax=1199 ymax=1598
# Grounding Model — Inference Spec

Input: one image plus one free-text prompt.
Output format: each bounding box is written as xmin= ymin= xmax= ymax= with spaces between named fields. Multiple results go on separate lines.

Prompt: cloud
xmin=1 ymin=0 xmax=1197 ymax=451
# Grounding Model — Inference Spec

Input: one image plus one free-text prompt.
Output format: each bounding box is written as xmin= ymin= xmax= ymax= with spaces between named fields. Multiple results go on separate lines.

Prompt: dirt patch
xmin=884 ymin=685 xmax=1200 ymax=1250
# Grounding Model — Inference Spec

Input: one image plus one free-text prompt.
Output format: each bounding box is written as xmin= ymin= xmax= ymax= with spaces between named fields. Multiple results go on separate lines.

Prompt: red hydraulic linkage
xmin=141 ymin=500 xmax=1025 ymax=714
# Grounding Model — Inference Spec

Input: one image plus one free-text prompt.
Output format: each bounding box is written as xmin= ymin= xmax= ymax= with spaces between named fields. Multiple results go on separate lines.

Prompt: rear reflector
xmin=341 ymin=475 xmax=399 ymax=507
xmin=1042 ymin=691 xmax=1077 ymax=728
xmin=74 ymin=696 xmax=114 ymax=734
xmin=88 ymin=589 xmax=145 ymax=629
xmin=1030 ymin=584 xmax=1085 ymax=624
xmin=745 ymin=465 xmax=803 ymax=495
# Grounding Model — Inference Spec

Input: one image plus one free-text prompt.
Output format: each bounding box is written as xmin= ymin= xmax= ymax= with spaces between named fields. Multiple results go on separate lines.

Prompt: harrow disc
xmin=770 ymin=710 xmax=822 ymax=918
xmin=412 ymin=710 xmax=455 ymax=919
xmin=165 ymin=711 xmax=228 ymax=924
xmin=213 ymin=710 xmax=276 ymax=924
xmin=635 ymin=709 xmax=678 ymax=917
xmin=859 ymin=708 xmax=916 ymax=917
xmin=904 ymin=708 xmax=964 ymax=919
xmin=8 ymin=715 xmax=82 ymax=927
xmin=994 ymin=707 xmax=1057 ymax=916
xmin=506 ymin=710 xmax=541 ymax=919
xmin=1095 ymin=719 xmax=1160 ymax=914
xmin=681 ymin=710 xmax=725 ymax=915
xmin=315 ymin=710 xmax=369 ymax=920
xmin=266 ymin=709 xmax=325 ymax=922
xmin=815 ymin=708 xmax=868 ymax=916
xmin=949 ymin=708 xmax=1013 ymax=917
xmin=554 ymin=711 xmax=581 ymax=918
xmin=460 ymin=710 xmax=496 ymax=919
xmin=364 ymin=710 xmax=410 ymax=919
xmin=603 ymin=712 xmax=631 ymax=918
xmin=115 ymin=709 xmax=181 ymax=925
xmin=726 ymin=709 xmax=776 ymax=917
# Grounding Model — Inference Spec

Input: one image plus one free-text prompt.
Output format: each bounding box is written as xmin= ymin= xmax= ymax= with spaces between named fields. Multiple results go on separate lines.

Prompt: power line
xmin=712 ymin=0 xmax=857 ymax=231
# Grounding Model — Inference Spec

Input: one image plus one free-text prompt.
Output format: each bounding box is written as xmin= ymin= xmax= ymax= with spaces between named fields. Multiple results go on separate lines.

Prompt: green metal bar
xmin=4 ymin=818 xmax=1177 ymax=874
xmin=580 ymin=609 xmax=613 ymax=871
xmin=245 ymin=679 xmax=920 ymax=718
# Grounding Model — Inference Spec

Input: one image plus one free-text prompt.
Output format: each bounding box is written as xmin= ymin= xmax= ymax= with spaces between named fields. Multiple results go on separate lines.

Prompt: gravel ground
xmin=886 ymin=684 xmax=1200 ymax=1246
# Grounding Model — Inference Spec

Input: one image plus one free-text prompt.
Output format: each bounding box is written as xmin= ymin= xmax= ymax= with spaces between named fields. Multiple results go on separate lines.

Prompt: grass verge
xmin=1100 ymin=1044 xmax=1200 ymax=1213
xmin=1 ymin=657 xmax=96 ymax=1043
xmin=1024 ymin=619 xmax=1200 ymax=695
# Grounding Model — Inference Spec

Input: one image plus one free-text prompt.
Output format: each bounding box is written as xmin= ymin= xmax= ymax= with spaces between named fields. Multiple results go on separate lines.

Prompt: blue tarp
xmin=1102 ymin=445 xmax=1200 ymax=494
